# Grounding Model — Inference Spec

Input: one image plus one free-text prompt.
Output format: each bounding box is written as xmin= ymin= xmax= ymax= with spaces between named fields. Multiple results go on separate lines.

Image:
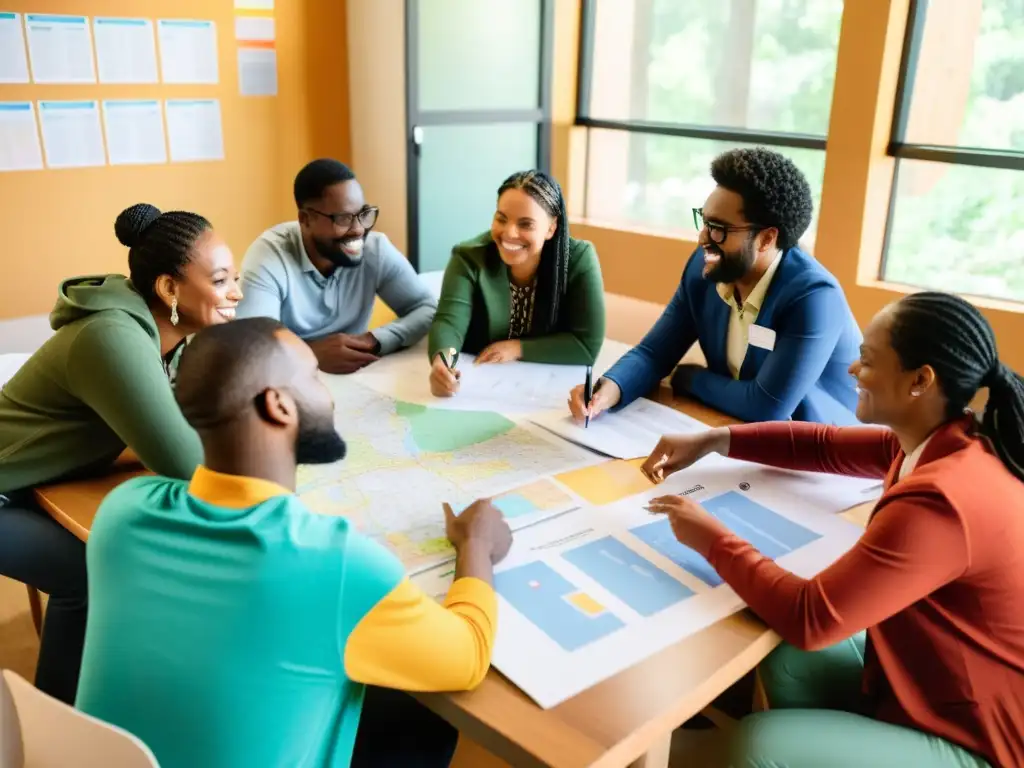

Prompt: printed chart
xmin=480 ymin=461 xmax=876 ymax=709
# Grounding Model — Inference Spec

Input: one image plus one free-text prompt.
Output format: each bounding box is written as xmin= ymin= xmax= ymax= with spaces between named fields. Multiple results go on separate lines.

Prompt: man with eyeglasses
xmin=237 ymin=159 xmax=437 ymax=374
xmin=568 ymin=147 xmax=861 ymax=425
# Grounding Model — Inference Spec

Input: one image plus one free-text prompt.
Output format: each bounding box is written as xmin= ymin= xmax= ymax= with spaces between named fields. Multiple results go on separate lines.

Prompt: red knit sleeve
xmin=727 ymin=421 xmax=900 ymax=479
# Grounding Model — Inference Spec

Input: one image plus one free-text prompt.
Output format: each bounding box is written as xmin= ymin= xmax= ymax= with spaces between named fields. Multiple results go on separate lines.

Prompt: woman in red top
xmin=643 ymin=292 xmax=1024 ymax=768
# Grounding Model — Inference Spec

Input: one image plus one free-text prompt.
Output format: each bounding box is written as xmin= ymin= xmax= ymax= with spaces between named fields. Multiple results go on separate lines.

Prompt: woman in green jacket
xmin=0 ymin=203 xmax=242 ymax=704
xmin=428 ymin=170 xmax=606 ymax=397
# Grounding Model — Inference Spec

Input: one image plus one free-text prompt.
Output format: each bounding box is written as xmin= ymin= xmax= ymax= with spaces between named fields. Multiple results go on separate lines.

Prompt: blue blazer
xmin=603 ymin=246 xmax=862 ymax=425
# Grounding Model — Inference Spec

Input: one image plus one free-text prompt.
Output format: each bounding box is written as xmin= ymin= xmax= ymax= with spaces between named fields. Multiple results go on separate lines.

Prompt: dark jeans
xmin=351 ymin=686 xmax=459 ymax=767
xmin=0 ymin=493 xmax=87 ymax=705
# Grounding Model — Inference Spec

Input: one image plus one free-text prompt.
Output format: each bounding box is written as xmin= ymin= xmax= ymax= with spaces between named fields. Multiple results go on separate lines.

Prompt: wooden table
xmin=33 ymin=389 xmax=874 ymax=768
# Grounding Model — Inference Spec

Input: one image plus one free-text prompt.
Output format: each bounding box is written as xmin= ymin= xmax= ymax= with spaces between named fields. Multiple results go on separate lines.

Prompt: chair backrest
xmin=0 ymin=673 xmax=24 ymax=768
xmin=0 ymin=671 xmax=160 ymax=768
xmin=0 ymin=354 xmax=30 ymax=389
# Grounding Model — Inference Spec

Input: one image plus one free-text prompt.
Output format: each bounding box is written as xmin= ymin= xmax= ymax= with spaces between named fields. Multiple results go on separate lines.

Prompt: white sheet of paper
xmin=416 ymin=457 xmax=873 ymax=709
xmin=238 ymin=46 xmax=277 ymax=96
xmin=0 ymin=13 xmax=29 ymax=83
xmin=157 ymin=19 xmax=218 ymax=84
xmin=38 ymin=100 xmax=105 ymax=168
xmin=234 ymin=16 xmax=274 ymax=41
xmin=530 ymin=397 xmax=712 ymax=459
xmin=235 ymin=0 xmax=274 ymax=8
xmin=165 ymin=99 xmax=224 ymax=162
xmin=93 ymin=17 xmax=158 ymax=84
xmin=102 ymin=100 xmax=167 ymax=165
xmin=0 ymin=102 xmax=43 ymax=171
xmin=24 ymin=14 xmax=95 ymax=84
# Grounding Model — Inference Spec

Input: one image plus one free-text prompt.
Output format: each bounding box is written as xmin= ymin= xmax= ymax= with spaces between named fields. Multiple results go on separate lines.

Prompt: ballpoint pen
xmin=583 ymin=365 xmax=593 ymax=428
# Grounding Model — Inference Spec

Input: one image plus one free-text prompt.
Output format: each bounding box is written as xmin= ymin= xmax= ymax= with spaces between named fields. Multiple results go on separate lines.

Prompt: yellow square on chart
xmin=555 ymin=459 xmax=653 ymax=506
xmin=566 ymin=591 xmax=606 ymax=616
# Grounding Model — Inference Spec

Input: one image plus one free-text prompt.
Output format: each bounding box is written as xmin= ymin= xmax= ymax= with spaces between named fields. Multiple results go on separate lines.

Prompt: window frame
xmin=880 ymin=0 xmax=1024 ymax=278
xmin=573 ymin=0 xmax=831 ymax=222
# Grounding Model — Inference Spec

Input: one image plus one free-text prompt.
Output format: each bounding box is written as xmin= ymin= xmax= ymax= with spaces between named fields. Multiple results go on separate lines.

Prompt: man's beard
xmin=295 ymin=406 xmax=347 ymax=466
xmin=703 ymin=235 xmax=757 ymax=284
xmin=312 ymin=235 xmax=364 ymax=269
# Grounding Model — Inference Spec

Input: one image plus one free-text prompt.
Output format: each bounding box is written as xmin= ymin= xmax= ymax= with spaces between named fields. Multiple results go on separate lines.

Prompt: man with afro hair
xmin=569 ymin=147 xmax=861 ymax=425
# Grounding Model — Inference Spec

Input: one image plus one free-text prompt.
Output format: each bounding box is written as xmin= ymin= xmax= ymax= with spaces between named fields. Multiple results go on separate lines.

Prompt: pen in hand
xmin=583 ymin=366 xmax=593 ymax=428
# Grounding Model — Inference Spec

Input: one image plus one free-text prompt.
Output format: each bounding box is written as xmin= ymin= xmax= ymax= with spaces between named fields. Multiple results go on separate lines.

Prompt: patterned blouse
xmin=508 ymin=279 xmax=537 ymax=340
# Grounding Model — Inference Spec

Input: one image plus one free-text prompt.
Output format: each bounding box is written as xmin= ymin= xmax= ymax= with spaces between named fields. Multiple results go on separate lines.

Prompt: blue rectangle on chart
xmin=40 ymin=101 xmax=97 ymax=110
xmin=630 ymin=517 xmax=724 ymax=587
xmin=0 ymin=103 xmax=32 ymax=112
xmin=0 ymin=12 xmax=17 ymax=20
xmin=105 ymin=100 xmax=159 ymax=108
xmin=495 ymin=561 xmax=624 ymax=652
xmin=95 ymin=18 xmax=148 ymax=26
xmin=702 ymin=491 xmax=820 ymax=559
xmin=166 ymin=100 xmax=215 ymax=107
xmin=493 ymin=493 xmax=536 ymax=519
xmin=27 ymin=15 xmax=87 ymax=24
xmin=563 ymin=536 xmax=694 ymax=616
xmin=159 ymin=20 xmax=213 ymax=28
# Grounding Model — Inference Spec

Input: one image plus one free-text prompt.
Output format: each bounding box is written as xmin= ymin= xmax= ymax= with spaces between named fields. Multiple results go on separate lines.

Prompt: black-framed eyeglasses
xmin=305 ymin=205 xmax=379 ymax=231
xmin=692 ymin=208 xmax=763 ymax=245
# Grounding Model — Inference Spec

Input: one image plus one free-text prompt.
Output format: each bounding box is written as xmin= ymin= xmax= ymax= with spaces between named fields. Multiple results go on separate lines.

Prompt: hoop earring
xmin=170 ymin=297 xmax=179 ymax=327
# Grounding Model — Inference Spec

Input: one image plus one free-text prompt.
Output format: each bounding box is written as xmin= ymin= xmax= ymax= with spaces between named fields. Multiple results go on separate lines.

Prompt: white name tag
xmin=748 ymin=324 xmax=776 ymax=351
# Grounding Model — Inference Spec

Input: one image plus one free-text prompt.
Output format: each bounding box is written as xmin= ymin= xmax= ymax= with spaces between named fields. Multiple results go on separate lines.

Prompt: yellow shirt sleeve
xmin=343 ymin=576 xmax=497 ymax=691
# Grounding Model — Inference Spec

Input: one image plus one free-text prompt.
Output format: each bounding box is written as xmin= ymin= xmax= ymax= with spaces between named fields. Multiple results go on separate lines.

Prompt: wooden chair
xmin=0 ymin=669 xmax=160 ymax=767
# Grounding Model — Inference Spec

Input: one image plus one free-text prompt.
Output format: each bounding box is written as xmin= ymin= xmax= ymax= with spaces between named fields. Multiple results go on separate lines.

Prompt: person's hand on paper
xmin=308 ymin=332 xmax=380 ymax=375
xmin=444 ymin=499 xmax=513 ymax=565
xmin=641 ymin=428 xmax=731 ymax=483
xmin=429 ymin=353 xmax=461 ymax=397
xmin=475 ymin=339 xmax=522 ymax=364
xmin=644 ymin=494 xmax=731 ymax=560
xmin=568 ymin=378 xmax=621 ymax=422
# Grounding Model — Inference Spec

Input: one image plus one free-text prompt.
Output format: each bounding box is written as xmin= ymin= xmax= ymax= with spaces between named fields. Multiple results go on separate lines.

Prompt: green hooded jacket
xmin=0 ymin=275 xmax=203 ymax=493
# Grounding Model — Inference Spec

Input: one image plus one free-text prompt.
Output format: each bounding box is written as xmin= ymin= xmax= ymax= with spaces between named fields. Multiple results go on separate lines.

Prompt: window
xmin=576 ymin=0 xmax=845 ymax=240
xmin=882 ymin=0 xmax=1024 ymax=302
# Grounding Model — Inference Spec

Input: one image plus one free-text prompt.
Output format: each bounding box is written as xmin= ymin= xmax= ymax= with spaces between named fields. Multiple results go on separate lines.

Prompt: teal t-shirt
xmin=76 ymin=474 xmax=405 ymax=768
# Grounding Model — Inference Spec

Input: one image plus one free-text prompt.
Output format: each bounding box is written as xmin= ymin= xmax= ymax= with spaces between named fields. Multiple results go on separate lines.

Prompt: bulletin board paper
xmin=157 ymin=19 xmax=218 ymax=84
xmin=25 ymin=14 xmax=96 ymax=84
xmin=0 ymin=102 xmax=43 ymax=171
xmin=102 ymin=100 xmax=167 ymax=166
xmin=38 ymin=100 xmax=106 ymax=169
xmin=0 ymin=12 xmax=29 ymax=83
xmin=94 ymin=18 xmax=158 ymax=84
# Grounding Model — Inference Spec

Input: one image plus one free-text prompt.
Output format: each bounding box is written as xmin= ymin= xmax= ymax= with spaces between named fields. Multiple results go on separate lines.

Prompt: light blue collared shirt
xmin=236 ymin=222 xmax=436 ymax=355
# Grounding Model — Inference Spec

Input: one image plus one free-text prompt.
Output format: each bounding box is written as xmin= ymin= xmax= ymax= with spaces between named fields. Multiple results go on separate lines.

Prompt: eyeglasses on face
xmin=305 ymin=206 xmax=379 ymax=231
xmin=692 ymin=208 xmax=764 ymax=245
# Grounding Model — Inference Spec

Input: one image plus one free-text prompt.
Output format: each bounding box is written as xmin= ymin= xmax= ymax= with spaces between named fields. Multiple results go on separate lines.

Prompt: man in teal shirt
xmin=76 ymin=318 xmax=512 ymax=767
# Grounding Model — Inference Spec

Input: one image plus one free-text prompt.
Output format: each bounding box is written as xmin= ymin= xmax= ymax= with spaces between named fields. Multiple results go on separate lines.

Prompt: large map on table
xmin=297 ymin=379 xmax=596 ymax=573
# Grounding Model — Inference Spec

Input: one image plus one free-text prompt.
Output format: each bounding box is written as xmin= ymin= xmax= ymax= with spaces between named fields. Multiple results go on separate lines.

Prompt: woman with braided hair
xmin=0 ymin=203 xmax=241 ymax=704
xmin=428 ymin=170 xmax=605 ymax=397
xmin=640 ymin=291 xmax=1024 ymax=767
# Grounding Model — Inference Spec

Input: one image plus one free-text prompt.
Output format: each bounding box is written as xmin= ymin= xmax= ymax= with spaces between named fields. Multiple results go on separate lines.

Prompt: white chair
xmin=0 ymin=670 xmax=160 ymax=768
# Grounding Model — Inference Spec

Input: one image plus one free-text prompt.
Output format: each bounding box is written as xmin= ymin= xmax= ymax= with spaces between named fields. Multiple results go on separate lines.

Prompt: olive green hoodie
xmin=0 ymin=275 xmax=203 ymax=493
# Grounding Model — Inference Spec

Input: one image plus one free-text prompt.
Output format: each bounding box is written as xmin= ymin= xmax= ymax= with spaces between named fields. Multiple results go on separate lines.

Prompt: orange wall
xmin=0 ymin=0 xmax=350 ymax=319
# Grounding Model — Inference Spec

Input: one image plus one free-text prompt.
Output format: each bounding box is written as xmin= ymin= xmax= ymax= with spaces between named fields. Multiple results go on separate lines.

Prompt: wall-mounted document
xmin=25 ymin=14 xmax=96 ymax=84
xmin=157 ymin=19 xmax=218 ymax=84
xmin=238 ymin=45 xmax=278 ymax=97
xmin=235 ymin=0 xmax=274 ymax=8
xmin=0 ymin=13 xmax=29 ymax=83
xmin=165 ymin=99 xmax=224 ymax=163
xmin=102 ymin=100 xmax=167 ymax=166
xmin=234 ymin=16 xmax=274 ymax=41
xmin=0 ymin=102 xmax=43 ymax=172
xmin=38 ymin=101 xmax=106 ymax=169
xmin=93 ymin=18 xmax=158 ymax=84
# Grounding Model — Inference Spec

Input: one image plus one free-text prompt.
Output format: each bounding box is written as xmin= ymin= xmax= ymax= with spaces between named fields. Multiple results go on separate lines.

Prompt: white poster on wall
xmin=93 ymin=17 xmax=158 ymax=84
xmin=102 ymin=100 xmax=167 ymax=165
xmin=24 ymin=14 xmax=96 ymax=84
xmin=0 ymin=12 xmax=30 ymax=83
xmin=165 ymin=99 xmax=224 ymax=163
xmin=0 ymin=102 xmax=43 ymax=171
xmin=157 ymin=19 xmax=218 ymax=84
xmin=38 ymin=100 xmax=106 ymax=168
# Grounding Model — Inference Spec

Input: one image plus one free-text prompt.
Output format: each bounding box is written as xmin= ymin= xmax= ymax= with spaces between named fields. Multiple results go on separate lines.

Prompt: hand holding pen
xmin=429 ymin=347 xmax=461 ymax=398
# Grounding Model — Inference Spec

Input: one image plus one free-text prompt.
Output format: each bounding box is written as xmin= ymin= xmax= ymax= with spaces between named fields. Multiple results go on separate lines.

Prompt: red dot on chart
xmin=529 ymin=580 xmax=540 ymax=589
